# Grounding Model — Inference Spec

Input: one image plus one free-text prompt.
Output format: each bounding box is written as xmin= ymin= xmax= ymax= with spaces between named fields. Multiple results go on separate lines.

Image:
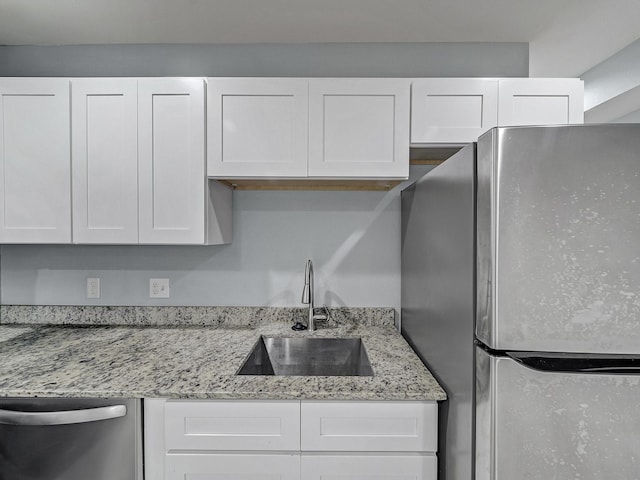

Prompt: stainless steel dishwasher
xmin=0 ymin=397 xmax=142 ymax=480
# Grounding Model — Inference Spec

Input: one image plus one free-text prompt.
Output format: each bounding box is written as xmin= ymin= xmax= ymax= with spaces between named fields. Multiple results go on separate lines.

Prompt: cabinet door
xmin=138 ymin=78 xmax=206 ymax=244
xmin=207 ymin=78 xmax=308 ymax=177
xmin=411 ymin=78 xmax=498 ymax=144
xmin=301 ymin=455 xmax=437 ymax=480
xmin=301 ymin=401 xmax=438 ymax=452
xmin=308 ymin=79 xmax=410 ymax=179
xmin=164 ymin=400 xmax=301 ymax=451
xmin=166 ymin=454 xmax=300 ymax=480
xmin=498 ymin=78 xmax=584 ymax=126
xmin=0 ymin=78 xmax=71 ymax=243
xmin=71 ymin=79 xmax=138 ymax=244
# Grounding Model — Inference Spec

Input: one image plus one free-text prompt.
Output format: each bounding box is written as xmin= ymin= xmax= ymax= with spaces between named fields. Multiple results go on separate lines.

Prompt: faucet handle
xmin=312 ymin=305 xmax=330 ymax=322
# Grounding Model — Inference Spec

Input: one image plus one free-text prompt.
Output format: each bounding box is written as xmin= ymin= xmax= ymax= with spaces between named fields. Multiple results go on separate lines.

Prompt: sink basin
xmin=237 ymin=336 xmax=374 ymax=376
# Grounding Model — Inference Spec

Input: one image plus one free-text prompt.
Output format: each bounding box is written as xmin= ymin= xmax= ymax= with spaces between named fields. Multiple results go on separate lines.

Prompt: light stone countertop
xmin=0 ymin=306 xmax=446 ymax=401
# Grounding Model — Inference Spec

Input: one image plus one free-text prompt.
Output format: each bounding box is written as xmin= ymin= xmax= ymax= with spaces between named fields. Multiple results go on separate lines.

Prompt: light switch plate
xmin=149 ymin=278 xmax=170 ymax=298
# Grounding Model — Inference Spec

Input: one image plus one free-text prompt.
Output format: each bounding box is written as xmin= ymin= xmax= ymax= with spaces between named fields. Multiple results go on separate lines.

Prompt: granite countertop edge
xmin=0 ymin=306 xmax=447 ymax=402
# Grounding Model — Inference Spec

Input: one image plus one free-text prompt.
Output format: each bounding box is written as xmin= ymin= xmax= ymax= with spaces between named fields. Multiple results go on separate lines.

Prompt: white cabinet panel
xmin=207 ymin=78 xmax=308 ymax=177
xmin=498 ymin=78 xmax=584 ymax=126
xmin=71 ymin=78 xmax=138 ymax=244
xmin=309 ymin=79 xmax=410 ymax=178
xmin=138 ymin=78 xmax=207 ymax=244
xmin=166 ymin=454 xmax=300 ymax=480
xmin=411 ymin=79 xmax=498 ymax=144
xmin=146 ymin=399 xmax=439 ymax=480
xmin=164 ymin=400 xmax=301 ymax=451
xmin=0 ymin=78 xmax=71 ymax=243
xmin=301 ymin=401 xmax=438 ymax=452
xmin=301 ymin=455 xmax=437 ymax=480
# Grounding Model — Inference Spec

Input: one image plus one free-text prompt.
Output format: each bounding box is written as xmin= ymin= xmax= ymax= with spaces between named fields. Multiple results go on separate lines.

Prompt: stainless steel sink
xmin=237 ymin=336 xmax=374 ymax=376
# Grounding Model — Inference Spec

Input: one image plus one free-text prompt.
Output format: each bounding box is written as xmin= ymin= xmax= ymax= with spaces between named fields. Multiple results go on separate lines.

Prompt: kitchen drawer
xmin=166 ymin=453 xmax=300 ymax=480
xmin=301 ymin=454 xmax=437 ymax=480
xmin=164 ymin=400 xmax=300 ymax=451
xmin=301 ymin=401 xmax=437 ymax=452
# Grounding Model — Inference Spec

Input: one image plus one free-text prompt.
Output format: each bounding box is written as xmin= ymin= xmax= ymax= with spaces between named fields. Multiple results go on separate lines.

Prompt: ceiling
xmin=1 ymin=0 xmax=639 ymax=76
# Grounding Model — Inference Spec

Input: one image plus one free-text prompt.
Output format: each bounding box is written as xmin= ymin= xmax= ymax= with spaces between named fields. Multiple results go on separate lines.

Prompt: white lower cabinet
xmin=144 ymin=399 xmax=438 ymax=480
xmin=301 ymin=455 xmax=437 ymax=480
xmin=163 ymin=399 xmax=301 ymax=451
xmin=301 ymin=401 xmax=437 ymax=452
xmin=166 ymin=454 xmax=301 ymax=480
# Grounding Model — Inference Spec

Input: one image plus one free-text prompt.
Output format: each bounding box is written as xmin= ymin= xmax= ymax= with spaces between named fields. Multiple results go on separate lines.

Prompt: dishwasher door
xmin=0 ymin=398 xmax=142 ymax=480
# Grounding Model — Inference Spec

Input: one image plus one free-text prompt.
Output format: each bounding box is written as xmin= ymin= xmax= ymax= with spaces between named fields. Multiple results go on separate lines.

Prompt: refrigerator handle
xmin=0 ymin=404 xmax=127 ymax=426
xmin=507 ymin=351 xmax=640 ymax=375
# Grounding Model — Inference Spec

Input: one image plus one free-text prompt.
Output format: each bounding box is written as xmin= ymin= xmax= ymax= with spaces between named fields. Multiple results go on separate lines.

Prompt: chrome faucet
xmin=301 ymin=259 xmax=329 ymax=331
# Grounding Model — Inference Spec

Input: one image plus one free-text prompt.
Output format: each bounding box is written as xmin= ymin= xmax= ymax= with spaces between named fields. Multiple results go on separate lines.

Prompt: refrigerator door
xmin=401 ymin=144 xmax=476 ymax=480
xmin=476 ymin=347 xmax=640 ymax=480
xmin=477 ymin=124 xmax=640 ymax=353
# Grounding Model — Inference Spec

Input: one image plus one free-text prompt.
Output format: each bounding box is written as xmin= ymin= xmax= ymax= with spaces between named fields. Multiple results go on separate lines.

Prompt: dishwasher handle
xmin=0 ymin=404 xmax=127 ymax=426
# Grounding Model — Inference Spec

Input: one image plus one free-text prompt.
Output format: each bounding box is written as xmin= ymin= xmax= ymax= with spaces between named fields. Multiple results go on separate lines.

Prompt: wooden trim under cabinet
xmin=219 ymin=179 xmax=402 ymax=191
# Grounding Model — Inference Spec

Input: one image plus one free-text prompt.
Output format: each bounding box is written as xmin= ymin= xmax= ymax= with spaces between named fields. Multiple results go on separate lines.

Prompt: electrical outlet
xmin=86 ymin=277 xmax=101 ymax=299
xmin=149 ymin=278 xmax=170 ymax=298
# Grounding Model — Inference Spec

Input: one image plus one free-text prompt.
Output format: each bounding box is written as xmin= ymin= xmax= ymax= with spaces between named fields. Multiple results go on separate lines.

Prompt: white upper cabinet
xmin=72 ymin=79 xmax=139 ymax=244
xmin=411 ymin=78 xmax=498 ymax=145
xmin=207 ymin=78 xmax=308 ymax=177
xmin=0 ymin=78 xmax=71 ymax=243
xmin=498 ymin=78 xmax=584 ymax=126
xmin=70 ymin=77 xmax=231 ymax=246
xmin=309 ymin=79 xmax=410 ymax=179
xmin=207 ymin=78 xmax=411 ymax=180
xmin=139 ymin=78 xmax=218 ymax=244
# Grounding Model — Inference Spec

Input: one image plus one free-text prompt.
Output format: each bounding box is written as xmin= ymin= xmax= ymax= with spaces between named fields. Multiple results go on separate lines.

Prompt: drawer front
xmin=166 ymin=453 xmax=300 ymax=480
xmin=164 ymin=400 xmax=300 ymax=451
xmin=301 ymin=454 xmax=437 ymax=480
xmin=301 ymin=401 xmax=437 ymax=452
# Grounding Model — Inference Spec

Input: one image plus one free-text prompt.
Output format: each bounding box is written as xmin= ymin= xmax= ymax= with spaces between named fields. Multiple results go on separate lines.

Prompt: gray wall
xmin=581 ymin=38 xmax=640 ymax=111
xmin=614 ymin=109 xmax=640 ymax=123
xmin=0 ymin=43 xmax=528 ymax=78
xmin=1 ymin=188 xmax=404 ymax=308
xmin=0 ymin=43 xmax=527 ymax=309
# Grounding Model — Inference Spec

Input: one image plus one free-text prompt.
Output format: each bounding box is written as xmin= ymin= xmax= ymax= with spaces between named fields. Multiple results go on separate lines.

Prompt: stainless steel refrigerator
xmin=401 ymin=124 xmax=640 ymax=480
